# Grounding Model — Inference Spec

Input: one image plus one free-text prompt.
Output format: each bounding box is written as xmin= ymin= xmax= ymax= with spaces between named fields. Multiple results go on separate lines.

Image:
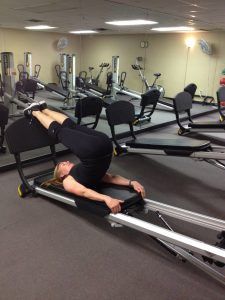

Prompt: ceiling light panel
xmin=69 ymin=30 xmax=98 ymax=34
xmin=25 ymin=25 xmax=57 ymax=30
xmin=152 ymin=26 xmax=195 ymax=32
xmin=105 ymin=20 xmax=158 ymax=26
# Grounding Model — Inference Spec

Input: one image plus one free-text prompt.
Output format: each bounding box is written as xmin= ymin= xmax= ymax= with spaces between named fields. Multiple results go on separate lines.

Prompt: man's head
xmin=54 ymin=161 xmax=74 ymax=180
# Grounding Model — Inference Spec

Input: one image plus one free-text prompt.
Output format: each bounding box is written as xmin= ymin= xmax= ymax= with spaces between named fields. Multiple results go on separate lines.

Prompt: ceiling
xmin=1 ymin=0 xmax=225 ymax=34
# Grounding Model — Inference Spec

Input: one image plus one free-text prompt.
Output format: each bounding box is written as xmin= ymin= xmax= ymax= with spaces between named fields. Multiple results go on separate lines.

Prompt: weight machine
xmin=17 ymin=52 xmax=41 ymax=81
xmin=55 ymin=53 xmax=76 ymax=92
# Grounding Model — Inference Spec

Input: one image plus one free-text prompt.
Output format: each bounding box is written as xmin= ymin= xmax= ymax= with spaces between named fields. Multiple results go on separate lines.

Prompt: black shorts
xmin=48 ymin=118 xmax=113 ymax=159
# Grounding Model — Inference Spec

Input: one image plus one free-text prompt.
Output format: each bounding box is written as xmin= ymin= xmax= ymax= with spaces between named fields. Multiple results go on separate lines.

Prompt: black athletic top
xmin=69 ymin=154 xmax=112 ymax=188
xmin=48 ymin=118 xmax=113 ymax=188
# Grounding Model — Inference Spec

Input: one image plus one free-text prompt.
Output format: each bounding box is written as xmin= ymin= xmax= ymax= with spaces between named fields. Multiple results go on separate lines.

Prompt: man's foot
xmin=23 ymin=103 xmax=40 ymax=118
xmin=39 ymin=100 xmax=47 ymax=111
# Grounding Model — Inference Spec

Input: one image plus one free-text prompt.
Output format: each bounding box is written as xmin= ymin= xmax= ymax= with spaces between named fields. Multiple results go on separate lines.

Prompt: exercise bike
xmin=131 ymin=64 xmax=165 ymax=98
xmin=131 ymin=63 xmax=173 ymax=111
xmin=87 ymin=63 xmax=110 ymax=86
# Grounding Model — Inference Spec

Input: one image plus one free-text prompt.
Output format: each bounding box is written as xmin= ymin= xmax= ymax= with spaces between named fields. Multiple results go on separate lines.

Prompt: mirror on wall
xmin=0 ymin=31 xmax=223 ymax=169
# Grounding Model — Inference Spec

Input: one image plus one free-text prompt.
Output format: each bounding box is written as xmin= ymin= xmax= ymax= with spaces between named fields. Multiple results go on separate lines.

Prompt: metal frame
xmin=180 ymin=124 xmax=225 ymax=134
xmin=119 ymin=144 xmax=225 ymax=171
xmin=33 ymin=184 xmax=225 ymax=286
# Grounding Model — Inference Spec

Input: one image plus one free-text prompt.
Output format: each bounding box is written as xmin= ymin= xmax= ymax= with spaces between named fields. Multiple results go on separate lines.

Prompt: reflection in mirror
xmin=0 ymin=29 xmax=222 ymax=169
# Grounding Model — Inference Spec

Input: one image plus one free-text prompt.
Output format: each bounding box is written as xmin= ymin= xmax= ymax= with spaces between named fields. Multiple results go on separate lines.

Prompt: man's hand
xmin=130 ymin=181 xmax=146 ymax=198
xmin=105 ymin=197 xmax=124 ymax=214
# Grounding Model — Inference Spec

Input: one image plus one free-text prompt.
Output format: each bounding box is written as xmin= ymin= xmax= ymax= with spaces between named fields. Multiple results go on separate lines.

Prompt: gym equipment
xmin=55 ymin=53 xmax=69 ymax=90
xmin=84 ymin=63 xmax=112 ymax=97
xmin=83 ymin=56 xmax=127 ymax=102
xmin=111 ymin=55 xmax=138 ymax=99
xmin=103 ymin=56 xmax=126 ymax=102
xmin=103 ymin=56 xmax=165 ymax=125
xmin=111 ymin=56 xmax=173 ymax=112
xmin=131 ymin=63 xmax=175 ymax=111
xmin=86 ymin=67 xmax=94 ymax=84
xmin=131 ymin=63 xmax=165 ymax=98
xmin=217 ymin=86 xmax=225 ymax=122
xmin=0 ymin=73 xmax=4 ymax=100
xmin=9 ymin=85 xmax=102 ymax=131
xmin=184 ymin=83 xmax=197 ymax=99
xmin=0 ymin=52 xmax=36 ymax=118
xmin=132 ymin=88 xmax=160 ymax=125
xmin=1 ymin=51 xmax=42 ymax=120
xmin=5 ymin=115 xmax=225 ymax=286
xmin=76 ymin=71 xmax=87 ymax=88
xmin=87 ymin=62 xmax=110 ymax=86
xmin=17 ymin=64 xmax=29 ymax=81
xmin=17 ymin=52 xmax=41 ymax=81
xmin=75 ymin=96 xmax=103 ymax=129
xmin=0 ymin=103 xmax=9 ymax=153
xmin=1 ymin=52 xmax=18 ymax=113
xmin=16 ymin=79 xmax=37 ymax=100
xmin=184 ymin=82 xmax=214 ymax=105
xmin=174 ymin=91 xmax=225 ymax=135
xmin=105 ymin=100 xmax=225 ymax=171
xmin=105 ymin=62 xmax=161 ymax=125
xmin=34 ymin=53 xmax=77 ymax=109
xmin=54 ymin=53 xmax=76 ymax=91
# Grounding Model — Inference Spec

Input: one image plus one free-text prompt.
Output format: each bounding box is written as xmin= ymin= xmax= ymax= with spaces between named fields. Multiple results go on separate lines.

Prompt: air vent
xmin=199 ymin=28 xmax=223 ymax=32
xmin=95 ymin=28 xmax=108 ymax=31
xmin=26 ymin=19 xmax=43 ymax=23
